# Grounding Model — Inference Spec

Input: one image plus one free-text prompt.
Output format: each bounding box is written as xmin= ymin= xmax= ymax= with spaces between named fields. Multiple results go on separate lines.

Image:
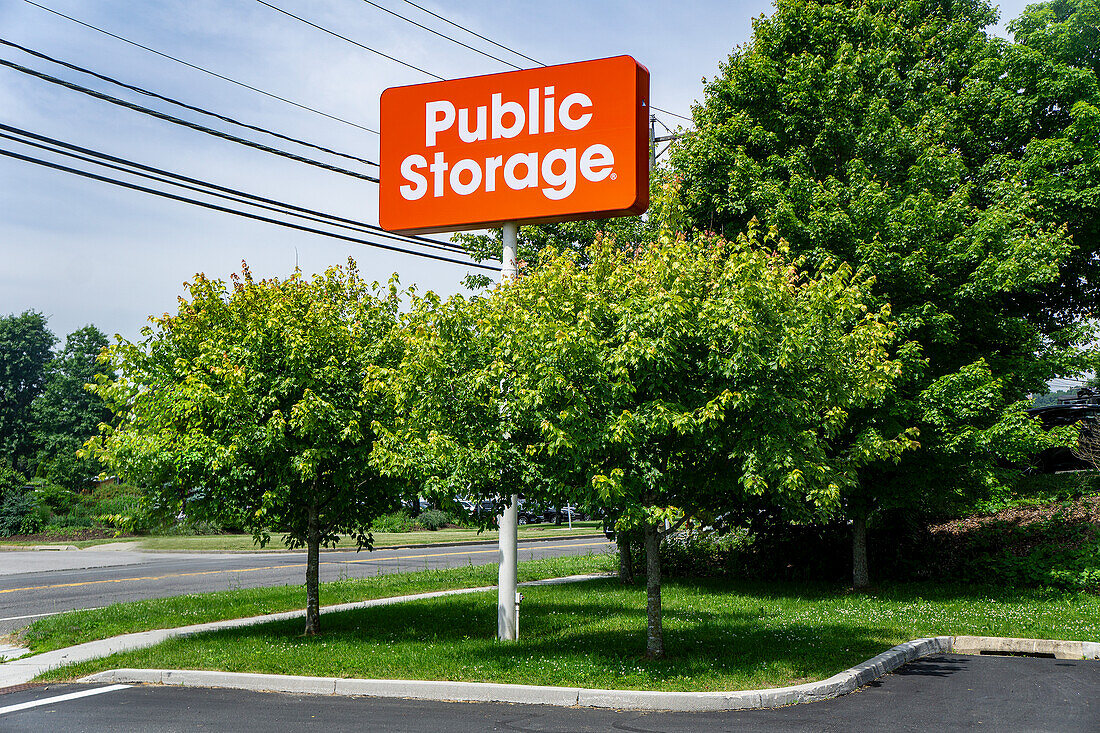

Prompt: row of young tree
xmin=83 ymin=0 xmax=1098 ymax=657
xmin=87 ymin=185 xmax=905 ymax=656
xmin=465 ymin=0 xmax=1100 ymax=582
xmin=0 ymin=312 xmax=110 ymax=488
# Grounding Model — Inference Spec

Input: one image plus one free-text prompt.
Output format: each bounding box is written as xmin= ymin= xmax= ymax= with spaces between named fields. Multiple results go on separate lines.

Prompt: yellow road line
xmin=0 ymin=541 xmax=611 ymax=595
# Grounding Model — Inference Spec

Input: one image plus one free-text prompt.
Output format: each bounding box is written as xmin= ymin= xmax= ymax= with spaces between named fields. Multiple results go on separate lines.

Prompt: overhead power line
xmin=0 ymin=146 xmax=496 ymax=271
xmin=0 ymin=124 xmax=464 ymax=254
xmin=399 ymin=0 xmax=542 ymax=67
xmin=258 ymin=0 xmax=693 ymax=125
xmin=255 ymin=0 xmax=443 ymax=80
xmin=357 ymin=0 xmax=520 ymax=69
xmin=393 ymin=1 xmax=694 ymax=124
xmin=0 ymin=57 xmax=379 ymax=182
xmin=25 ymin=0 xmax=693 ymax=127
xmin=650 ymin=106 xmax=692 ymax=124
xmin=21 ymin=0 xmax=379 ymax=135
xmin=0 ymin=38 xmax=379 ymax=168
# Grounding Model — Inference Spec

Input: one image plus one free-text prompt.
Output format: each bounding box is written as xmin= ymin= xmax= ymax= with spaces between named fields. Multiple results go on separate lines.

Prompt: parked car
xmin=563 ymin=506 xmax=586 ymax=521
xmin=544 ymin=505 xmax=586 ymax=523
xmin=1026 ymin=388 xmax=1100 ymax=472
xmin=516 ymin=501 xmax=542 ymax=524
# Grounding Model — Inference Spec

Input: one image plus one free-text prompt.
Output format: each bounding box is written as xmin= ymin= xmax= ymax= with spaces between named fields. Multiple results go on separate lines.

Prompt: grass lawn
xmin=33 ymin=576 xmax=1100 ymax=692
xmin=0 ymin=537 xmax=134 ymax=549
xmin=18 ymin=553 xmax=616 ymax=654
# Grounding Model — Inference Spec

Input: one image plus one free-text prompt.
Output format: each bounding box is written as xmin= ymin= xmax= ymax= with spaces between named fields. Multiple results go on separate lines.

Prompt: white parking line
xmin=0 ymin=684 xmax=132 ymax=716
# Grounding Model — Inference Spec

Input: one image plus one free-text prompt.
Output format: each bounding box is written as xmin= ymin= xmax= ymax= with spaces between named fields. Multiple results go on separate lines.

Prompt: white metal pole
xmin=498 ymin=221 xmax=519 ymax=641
xmin=649 ymin=114 xmax=656 ymax=173
xmin=501 ymin=221 xmax=518 ymax=280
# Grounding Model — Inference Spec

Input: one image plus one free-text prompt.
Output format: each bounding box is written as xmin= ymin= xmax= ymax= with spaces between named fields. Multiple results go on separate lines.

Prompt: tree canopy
xmin=669 ymin=0 xmax=1098 ymax=581
xmin=89 ymin=261 xmax=404 ymax=634
xmin=0 ymin=311 xmax=55 ymax=471
xmin=376 ymin=187 xmax=909 ymax=656
xmin=33 ymin=325 xmax=112 ymax=489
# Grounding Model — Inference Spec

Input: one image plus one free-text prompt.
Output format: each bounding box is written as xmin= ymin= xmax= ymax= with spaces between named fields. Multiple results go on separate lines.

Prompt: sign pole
xmin=498 ymin=221 xmax=519 ymax=642
xmin=379 ymin=56 xmax=650 ymax=644
xmin=501 ymin=222 xmax=518 ymax=280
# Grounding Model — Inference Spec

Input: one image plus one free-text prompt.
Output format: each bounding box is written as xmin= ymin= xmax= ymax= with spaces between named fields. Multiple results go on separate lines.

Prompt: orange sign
xmin=380 ymin=56 xmax=650 ymax=234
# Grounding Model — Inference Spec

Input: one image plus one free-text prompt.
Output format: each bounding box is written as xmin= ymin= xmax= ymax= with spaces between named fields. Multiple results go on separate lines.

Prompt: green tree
xmin=33 ymin=325 xmax=112 ymax=490
xmin=669 ymin=0 xmax=1096 ymax=585
xmin=1011 ymin=0 xmax=1100 ymax=78
xmin=89 ymin=261 xmax=404 ymax=634
xmin=0 ymin=311 xmax=56 ymax=471
xmin=1007 ymin=0 xmax=1100 ymax=325
xmin=376 ymin=188 xmax=909 ymax=658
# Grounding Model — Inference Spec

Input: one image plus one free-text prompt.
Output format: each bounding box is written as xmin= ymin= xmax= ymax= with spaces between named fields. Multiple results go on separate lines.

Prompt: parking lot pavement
xmin=1 ymin=654 xmax=1097 ymax=732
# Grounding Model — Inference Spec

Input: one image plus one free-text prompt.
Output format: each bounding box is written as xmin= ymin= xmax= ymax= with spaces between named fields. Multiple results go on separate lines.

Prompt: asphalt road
xmin=0 ymin=537 xmax=612 ymax=634
xmin=1 ymin=654 xmax=1097 ymax=731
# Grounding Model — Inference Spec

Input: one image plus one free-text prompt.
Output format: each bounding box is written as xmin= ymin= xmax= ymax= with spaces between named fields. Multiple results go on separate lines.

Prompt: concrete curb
xmin=952 ymin=635 xmax=1100 ymax=660
xmin=76 ymin=634 xmax=1100 ymax=711
xmin=78 ymin=636 xmax=957 ymax=711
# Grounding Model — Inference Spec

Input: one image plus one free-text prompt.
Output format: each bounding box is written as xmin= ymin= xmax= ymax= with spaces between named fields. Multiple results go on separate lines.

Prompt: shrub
xmin=89 ymin=483 xmax=153 ymax=535
xmin=93 ymin=492 xmax=143 ymax=518
xmin=371 ymin=510 xmax=416 ymax=533
xmin=36 ymin=484 xmax=79 ymax=514
xmin=414 ymin=509 xmax=450 ymax=531
xmin=978 ymin=471 xmax=1100 ymax=513
xmin=19 ymin=506 xmax=47 ymax=534
xmin=43 ymin=449 xmax=99 ymax=492
xmin=616 ymin=527 xmax=753 ymax=581
xmin=1 ymin=490 xmax=41 ymax=536
xmin=0 ymin=463 xmax=25 ymax=500
xmin=925 ymin=500 xmax=1100 ymax=592
xmin=160 ymin=517 xmax=227 ymax=536
xmin=91 ymin=481 xmax=143 ymax=501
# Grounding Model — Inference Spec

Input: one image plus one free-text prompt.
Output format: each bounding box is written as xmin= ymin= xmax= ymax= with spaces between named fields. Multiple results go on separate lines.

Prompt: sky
xmin=0 ymin=0 xmax=1037 ymax=344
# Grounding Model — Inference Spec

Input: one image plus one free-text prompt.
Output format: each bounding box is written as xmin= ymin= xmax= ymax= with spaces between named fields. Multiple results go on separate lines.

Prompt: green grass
xmin=33 ymin=577 xmax=1100 ymax=691
xmin=0 ymin=537 xmax=138 ymax=549
xmin=133 ymin=522 xmax=602 ymax=552
xmin=19 ymin=552 xmax=616 ymax=654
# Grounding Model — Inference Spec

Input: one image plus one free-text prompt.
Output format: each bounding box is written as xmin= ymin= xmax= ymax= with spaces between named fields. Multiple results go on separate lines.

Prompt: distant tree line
xmin=0 ymin=311 xmax=111 ymax=488
xmin=1032 ymin=389 xmax=1085 ymax=408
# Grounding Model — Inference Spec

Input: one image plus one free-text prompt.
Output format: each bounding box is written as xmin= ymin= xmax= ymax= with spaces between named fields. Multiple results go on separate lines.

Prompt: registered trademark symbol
xmin=611 ymin=172 xmax=617 ymax=180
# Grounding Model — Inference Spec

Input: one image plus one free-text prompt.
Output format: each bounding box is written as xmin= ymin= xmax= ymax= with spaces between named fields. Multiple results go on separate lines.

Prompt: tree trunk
xmin=617 ymin=531 xmax=633 ymax=584
xmin=304 ymin=498 xmax=321 ymax=635
xmin=852 ymin=515 xmax=869 ymax=589
xmin=644 ymin=523 xmax=663 ymax=659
